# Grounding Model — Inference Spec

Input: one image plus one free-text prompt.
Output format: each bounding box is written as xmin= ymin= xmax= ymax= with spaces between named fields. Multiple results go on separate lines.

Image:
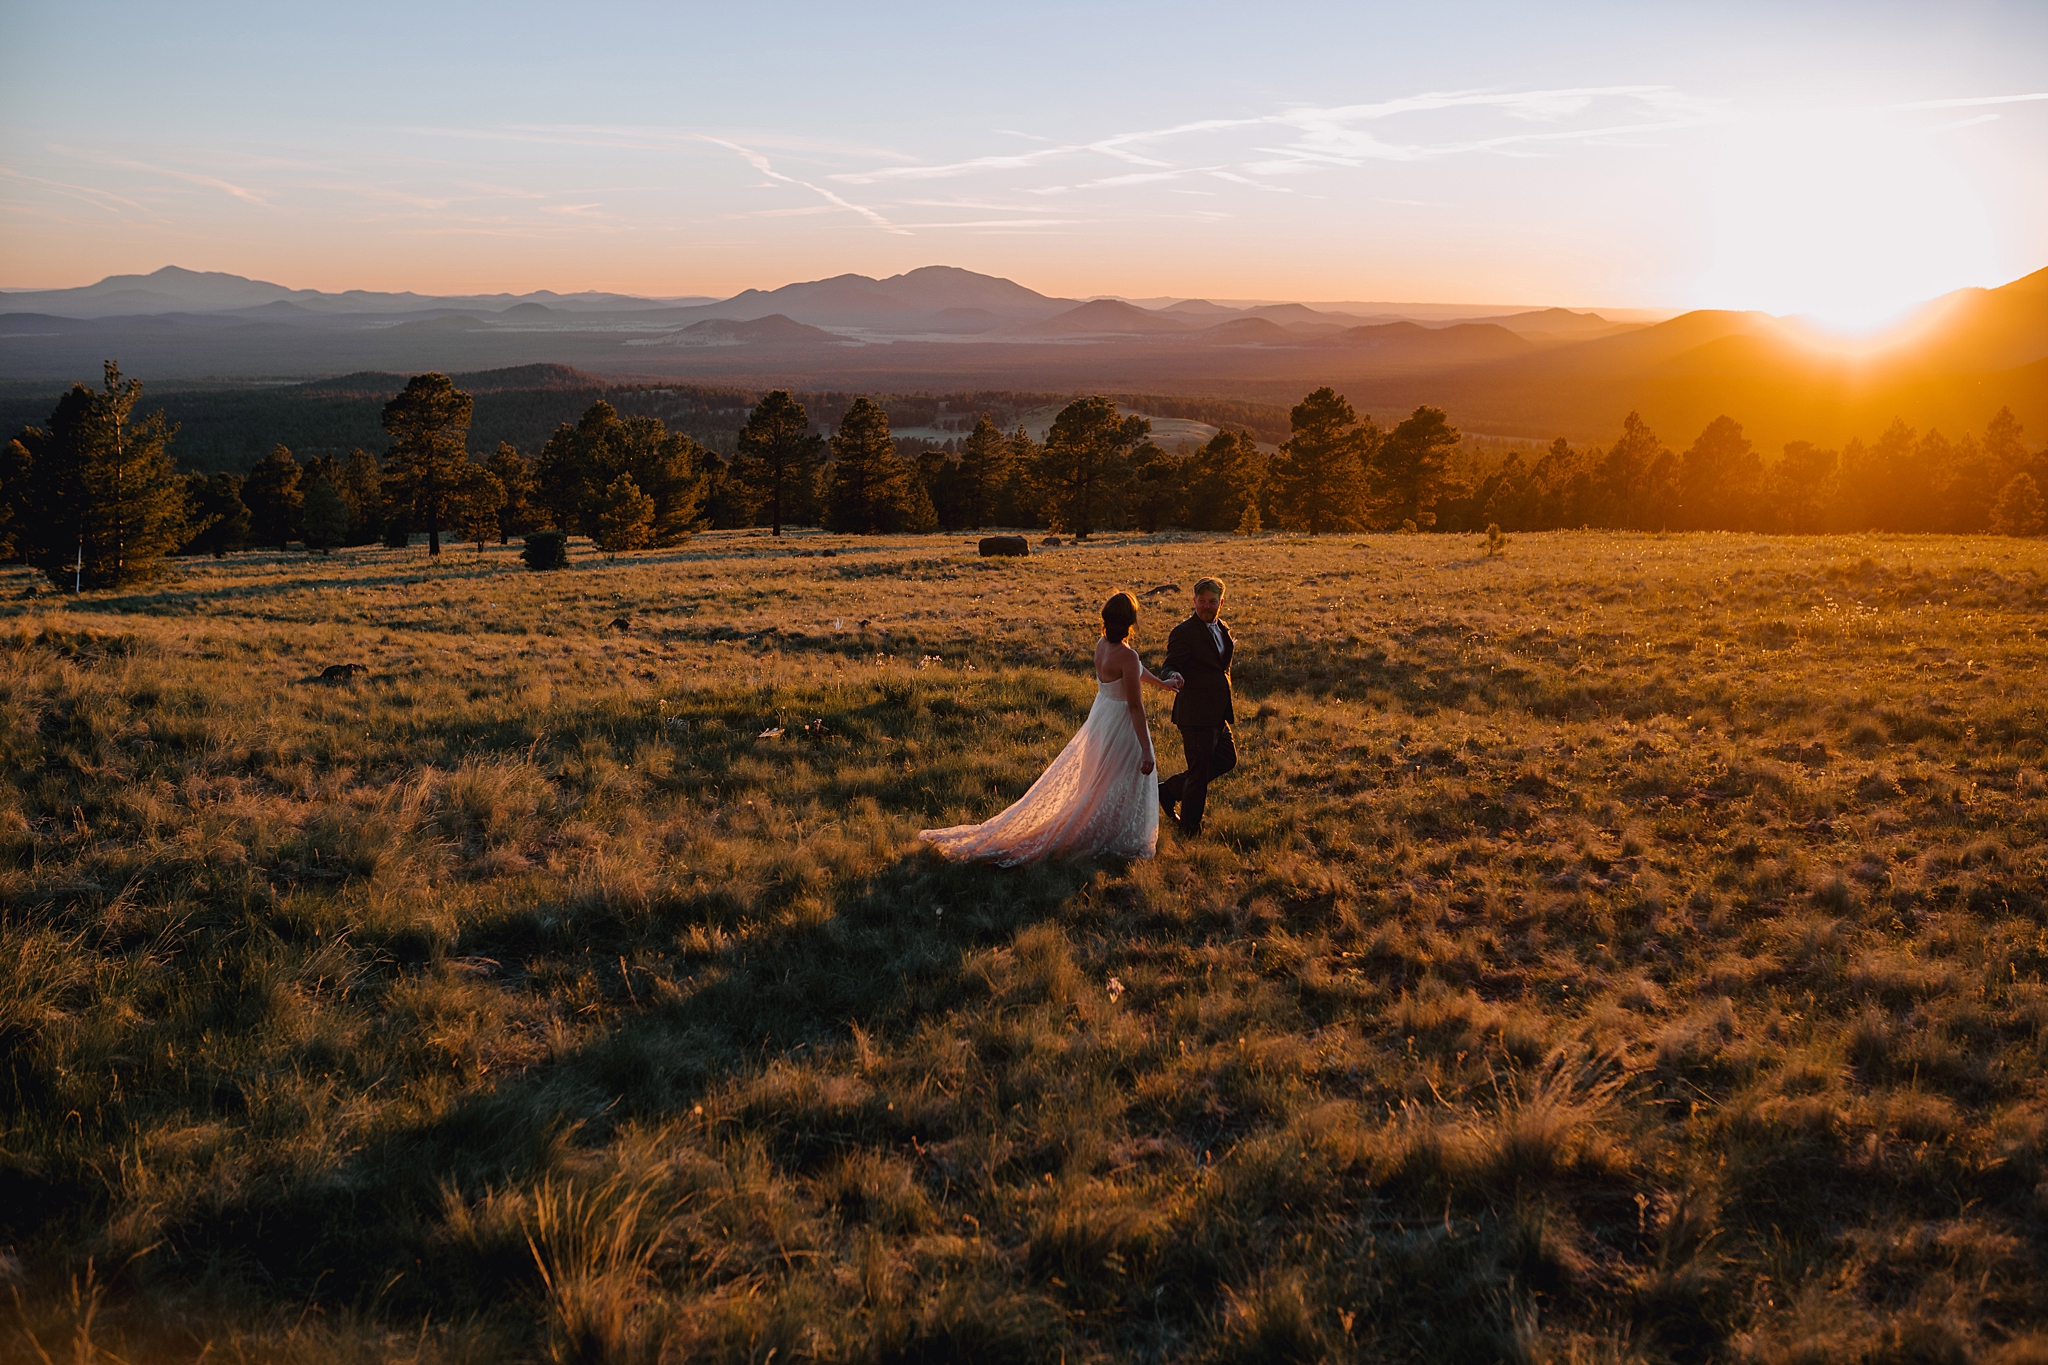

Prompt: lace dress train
xmin=919 ymin=680 xmax=1159 ymax=865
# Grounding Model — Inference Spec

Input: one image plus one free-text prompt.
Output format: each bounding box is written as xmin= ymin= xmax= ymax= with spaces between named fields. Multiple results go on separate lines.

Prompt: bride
xmin=920 ymin=591 xmax=1182 ymax=865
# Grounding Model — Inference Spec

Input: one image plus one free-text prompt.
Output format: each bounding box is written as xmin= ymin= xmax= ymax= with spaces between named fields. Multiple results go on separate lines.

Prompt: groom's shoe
xmin=1159 ymin=777 xmax=1180 ymax=825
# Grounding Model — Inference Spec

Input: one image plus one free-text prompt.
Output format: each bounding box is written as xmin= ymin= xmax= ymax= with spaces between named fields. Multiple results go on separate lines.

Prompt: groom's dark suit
xmin=1161 ymin=612 xmax=1237 ymax=837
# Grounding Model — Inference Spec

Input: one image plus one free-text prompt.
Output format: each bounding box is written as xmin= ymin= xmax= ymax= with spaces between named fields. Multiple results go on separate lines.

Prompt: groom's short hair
xmin=1194 ymin=577 xmax=1225 ymax=598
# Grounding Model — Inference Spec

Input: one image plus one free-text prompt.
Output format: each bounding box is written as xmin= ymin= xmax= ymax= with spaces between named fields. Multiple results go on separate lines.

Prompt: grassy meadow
xmin=4 ymin=526 xmax=2048 ymax=1364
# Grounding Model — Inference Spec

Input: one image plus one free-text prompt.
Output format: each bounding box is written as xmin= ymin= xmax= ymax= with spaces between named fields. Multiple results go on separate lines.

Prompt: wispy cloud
xmin=902 ymin=218 xmax=1092 ymax=229
xmin=52 ymin=147 xmax=273 ymax=205
xmin=835 ymin=149 xmax=1072 ymax=184
xmin=21 ymin=81 xmax=2028 ymax=255
xmin=1892 ymin=92 xmax=2048 ymax=111
xmin=901 ymin=197 xmax=1070 ymax=212
xmin=697 ymin=136 xmax=906 ymax=234
xmin=0 ymin=166 xmax=145 ymax=214
xmin=829 ymin=85 xmax=1716 ymax=192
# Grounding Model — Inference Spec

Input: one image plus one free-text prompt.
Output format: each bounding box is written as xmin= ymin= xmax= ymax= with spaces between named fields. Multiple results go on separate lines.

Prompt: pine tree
xmin=594 ymin=474 xmax=655 ymax=559
xmin=485 ymin=442 xmax=540 ymax=543
xmin=339 ymin=448 xmax=384 ymax=544
xmin=1000 ymin=425 xmax=1042 ymax=527
xmin=825 ymin=398 xmax=917 ymax=534
xmin=1270 ymin=387 xmax=1374 ymax=534
xmin=16 ymin=362 xmax=188 ymax=588
xmin=915 ymin=445 xmax=961 ymax=530
xmin=1374 ymin=405 xmax=1462 ymax=530
xmin=1763 ymin=441 xmax=1840 ymax=534
xmin=733 ymin=390 xmax=825 ymax=535
xmin=535 ymin=402 xmax=612 ymax=534
xmin=698 ymin=447 xmax=759 ymax=530
xmin=301 ymin=473 xmax=349 ymax=552
xmin=1989 ymin=472 xmax=2045 ymax=537
xmin=381 ymin=372 xmax=475 ymax=556
xmin=1592 ymin=411 xmax=1673 ymax=529
xmin=1033 ymin=396 xmax=1149 ymax=537
xmin=453 ymin=465 xmax=507 ymax=553
xmin=1131 ymin=442 xmax=1183 ymax=532
xmin=0 ymin=437 xmax=28 ymax=561
xmin=898 ymin=458 xmax=940 ymax=532
xmin=243 ymin=445 xmax=303 ymax=550
xmin=179 ymin=472 xmax=251 ymax=558
xmin=1674 ymin=415 xmax=1761 ymax=531
xmin=535 ymin=402 xmax=705 ymax=544
xmin=1982 ymin=407 xmax=2028 ymax=484
xmin=1184 ymin=428 xmax=1265 ymax=531
xmin=956 ymin=415 xmax=1012 ymax=528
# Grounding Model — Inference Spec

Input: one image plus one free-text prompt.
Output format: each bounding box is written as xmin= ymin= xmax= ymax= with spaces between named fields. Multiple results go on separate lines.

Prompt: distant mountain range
xmin=0 ymin=265 xmax=715 ymax=318
xmin=3 ymin=263 xmax=2044 ymax=454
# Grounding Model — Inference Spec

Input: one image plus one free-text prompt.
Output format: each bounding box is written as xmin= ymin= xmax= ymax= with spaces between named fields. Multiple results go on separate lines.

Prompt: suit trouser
xmin=1167 ymin=722 xmax=1237 ymax=836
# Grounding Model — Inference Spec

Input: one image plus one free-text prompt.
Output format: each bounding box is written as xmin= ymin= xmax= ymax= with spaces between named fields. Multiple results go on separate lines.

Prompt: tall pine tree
xmin=0 ymin=436 xmax=27 ymax=561
xmin=179 ymin=472 xmax=250 ymax=558
xmin=733 ymin=390 xmax=825 ymax=535
xmin=301 ymin=472 xmax=349 ymax=552
xmin=1373 ymin=405 xmax=1461 ymax=529
xmin=1675 ymin=415 xmax=1762 ymax=531
xmin=451 ymin=465 xmax=508 ymax=553
xmin=339 ymin=448 xmax=385 ymax=545
xmin=382 ymin=372 xmax=475 ymax=556
xmin=1182 ymin=428 xmax=1265 ymax=531
xmin=16 ymin=362 xmax=187 ymax=588
xmin=825 ymin=398 xmax=919 ymax=534
xmin=243 ymin=445 xmax=303 ymax=550
xmin=1033 ymin=396 xmax=1149 ymax=537
xmin=1591 ymin=411 xmax=1673 ymax=529
xmin=955 ymin=415 xmax=1012 ymax=529
xmin=1000 ymin=424 xmax=1042 ymax=527
xmin=1270 ymin=387 xmax=1374 ymax=534
xmin=486 ymin=442 xmax=540 ymax=543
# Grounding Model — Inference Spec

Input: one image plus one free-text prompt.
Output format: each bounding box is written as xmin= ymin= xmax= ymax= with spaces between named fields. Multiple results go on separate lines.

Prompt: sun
xmin=1696 ymin=109 xmax=2000 ymax=333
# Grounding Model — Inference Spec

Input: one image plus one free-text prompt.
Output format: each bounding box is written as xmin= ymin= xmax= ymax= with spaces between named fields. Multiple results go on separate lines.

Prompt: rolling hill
xmin=2 ymin=264 xmax=2043 ymax=457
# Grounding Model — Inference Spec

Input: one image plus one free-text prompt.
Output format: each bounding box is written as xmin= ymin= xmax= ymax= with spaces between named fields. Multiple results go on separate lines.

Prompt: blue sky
xmin=3 ymin=0 xmax=2044 ymax=320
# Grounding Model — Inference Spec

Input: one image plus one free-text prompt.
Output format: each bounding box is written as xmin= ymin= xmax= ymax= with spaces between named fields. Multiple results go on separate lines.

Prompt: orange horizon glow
xmin=4 ymin=9 xmax=2044 ymax=325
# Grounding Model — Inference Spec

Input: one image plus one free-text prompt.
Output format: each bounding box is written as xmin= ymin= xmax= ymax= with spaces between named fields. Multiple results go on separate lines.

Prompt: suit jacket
xmin=1164 ymin=613 xmax=1234 ymax=728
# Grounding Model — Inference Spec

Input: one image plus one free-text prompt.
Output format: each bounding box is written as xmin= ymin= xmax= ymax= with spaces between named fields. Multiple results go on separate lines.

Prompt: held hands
xmin=1163 ymin=672 xmax=1185 ymax=692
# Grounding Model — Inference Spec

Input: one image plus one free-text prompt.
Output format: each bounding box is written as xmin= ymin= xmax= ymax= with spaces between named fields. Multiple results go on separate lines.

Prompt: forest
xmin=1 ymin=363 xmax=2043 ymax=591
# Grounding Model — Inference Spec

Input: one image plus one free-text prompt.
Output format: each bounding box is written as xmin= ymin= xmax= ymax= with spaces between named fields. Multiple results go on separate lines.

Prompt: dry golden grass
xmin=3 ymin=525 xmax=2046 ymax=1362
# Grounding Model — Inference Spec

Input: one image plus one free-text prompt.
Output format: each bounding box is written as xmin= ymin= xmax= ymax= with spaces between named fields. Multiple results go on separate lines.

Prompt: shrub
xmin=522 ymin=529 xmax=570 ymax=570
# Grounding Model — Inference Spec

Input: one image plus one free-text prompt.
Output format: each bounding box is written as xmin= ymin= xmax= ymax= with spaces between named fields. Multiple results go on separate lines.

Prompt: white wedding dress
xmin=919 ymin=677 xmax=1159 ymax=865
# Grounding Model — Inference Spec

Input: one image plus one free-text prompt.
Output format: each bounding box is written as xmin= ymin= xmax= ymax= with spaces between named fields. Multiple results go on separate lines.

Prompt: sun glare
xmin=1697 ymin=110 xmax=1999 ymax=333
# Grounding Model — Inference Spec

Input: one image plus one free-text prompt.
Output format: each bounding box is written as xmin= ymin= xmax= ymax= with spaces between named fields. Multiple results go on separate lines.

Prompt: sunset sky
xmin=3 ymin=0 xmax=2044 ymax=325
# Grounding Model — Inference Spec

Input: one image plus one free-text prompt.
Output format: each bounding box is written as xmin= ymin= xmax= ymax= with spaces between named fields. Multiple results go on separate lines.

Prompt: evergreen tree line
xmin=817 ymin=391 xmax=2048 ymax=542
xmin=1465 ymin=408 xmax=2048 ymax=537
xmin=6 ymin=365 xmax=2044 ymax=590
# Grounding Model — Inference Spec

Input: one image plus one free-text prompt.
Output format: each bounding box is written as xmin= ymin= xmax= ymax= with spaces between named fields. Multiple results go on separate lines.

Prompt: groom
xmin=1160 ymin=576 xmax=1237 ymax=838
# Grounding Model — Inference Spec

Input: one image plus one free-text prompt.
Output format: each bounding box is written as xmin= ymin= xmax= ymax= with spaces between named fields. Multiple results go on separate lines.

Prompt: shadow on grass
xmin=149 ymin=844 xmax=1103 ymax=1313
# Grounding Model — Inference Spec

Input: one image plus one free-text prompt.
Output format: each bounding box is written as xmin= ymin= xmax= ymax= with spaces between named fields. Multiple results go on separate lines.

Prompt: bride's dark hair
xmin=1100 ymin=591 xmax=1139 ymax=642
